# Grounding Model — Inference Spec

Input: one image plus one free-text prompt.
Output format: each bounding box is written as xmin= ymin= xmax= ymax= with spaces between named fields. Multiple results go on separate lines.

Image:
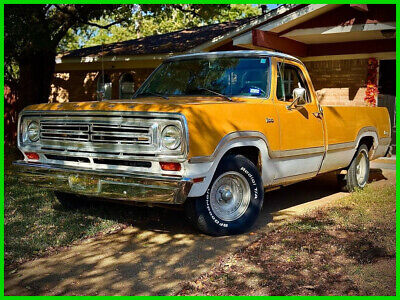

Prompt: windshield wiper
xmin=135 ymin=92 xmax=169 ymax=100
xmin=198 ymin=87 xmax=232 ymax=102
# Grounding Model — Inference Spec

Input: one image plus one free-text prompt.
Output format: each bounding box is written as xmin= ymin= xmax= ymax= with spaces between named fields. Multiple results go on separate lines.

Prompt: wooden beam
xmin=308 ymin=39 xmax=395 ymax=56
xmin=350 ymin=4 xmax=368 ymax=12
xmin=252 ymin=29 xmax=307 ymax=57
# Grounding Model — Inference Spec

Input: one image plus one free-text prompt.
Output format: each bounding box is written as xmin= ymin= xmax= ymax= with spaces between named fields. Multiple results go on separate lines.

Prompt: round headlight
xmin=27 ymin=121 xmax=40 ymax=142
xmin=161 ymin=125 xmax=182 ymax=150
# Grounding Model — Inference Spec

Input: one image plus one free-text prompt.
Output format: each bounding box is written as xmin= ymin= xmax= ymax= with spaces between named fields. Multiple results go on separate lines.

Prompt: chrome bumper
xmin=13 ymin=161 xmax=193 ymax=205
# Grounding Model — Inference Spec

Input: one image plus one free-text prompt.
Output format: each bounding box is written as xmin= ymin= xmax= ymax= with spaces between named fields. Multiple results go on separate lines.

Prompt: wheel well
xmin=222 ymin=146 xmax=261 ymax=172
xmin=359 ymin=136 xmax=374 ymax=152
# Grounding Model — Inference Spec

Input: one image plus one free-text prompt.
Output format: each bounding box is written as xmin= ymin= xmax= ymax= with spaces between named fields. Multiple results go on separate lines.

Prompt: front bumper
xmin=13 ymin=161 xmax=193 ymax=204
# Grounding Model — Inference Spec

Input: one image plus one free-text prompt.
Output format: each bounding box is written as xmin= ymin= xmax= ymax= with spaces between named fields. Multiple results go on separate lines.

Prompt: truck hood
xmin=22 ymin=96 xmax=272 ymax=158
xmin=23 ymin=96 xmax=258 ymax=114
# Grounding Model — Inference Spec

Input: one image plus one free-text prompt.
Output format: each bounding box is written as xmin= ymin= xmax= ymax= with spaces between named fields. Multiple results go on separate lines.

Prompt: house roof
xmin=59 ymin=4 xmax=301 ymax=59
xmin=60 ymin=17 xmax=257 ymax=58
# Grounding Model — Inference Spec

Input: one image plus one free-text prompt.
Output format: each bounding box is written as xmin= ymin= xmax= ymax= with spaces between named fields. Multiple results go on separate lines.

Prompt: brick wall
xmin=304 ymin=59 xmax=368 ymax=106
xmin=49 ymin=68 xmax=154 ymax=102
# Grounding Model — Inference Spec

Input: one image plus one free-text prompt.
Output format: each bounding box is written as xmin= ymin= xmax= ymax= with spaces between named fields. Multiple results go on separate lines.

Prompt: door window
xmin=276 ymin=62 xmax=311 ymax=103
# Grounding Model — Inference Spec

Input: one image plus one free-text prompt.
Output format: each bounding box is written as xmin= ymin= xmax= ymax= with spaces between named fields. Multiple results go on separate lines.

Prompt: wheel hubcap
xmin=355 ymin=151 xmax=368 ymax=186
xmin=210 ymin=171 xmax=251 ymax=222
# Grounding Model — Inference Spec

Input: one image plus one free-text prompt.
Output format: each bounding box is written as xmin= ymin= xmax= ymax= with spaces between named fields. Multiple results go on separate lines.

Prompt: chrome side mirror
xmin=287 ymin=83 xmax=306 ymax=110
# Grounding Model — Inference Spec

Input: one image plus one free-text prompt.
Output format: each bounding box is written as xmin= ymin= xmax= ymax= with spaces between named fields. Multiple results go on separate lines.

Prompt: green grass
xmin=5 ymin=170 xmax=121 ymax=268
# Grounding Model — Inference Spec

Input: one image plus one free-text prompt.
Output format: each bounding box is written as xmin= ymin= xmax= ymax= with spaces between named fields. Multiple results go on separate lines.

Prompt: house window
xmin=119 ymin=73 xmax=135 ymax=99
xmin=97 ymin=74 xmax=112 ymax=100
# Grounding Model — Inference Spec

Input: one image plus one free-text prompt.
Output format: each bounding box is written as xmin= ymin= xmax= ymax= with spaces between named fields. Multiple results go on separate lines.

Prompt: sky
xmin=267 ymin=4 xmax=280 ymax=10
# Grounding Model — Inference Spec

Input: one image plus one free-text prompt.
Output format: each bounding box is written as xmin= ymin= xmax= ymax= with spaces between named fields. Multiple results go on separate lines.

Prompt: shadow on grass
xmin=178 ymin=187 xmax=396 ymax=296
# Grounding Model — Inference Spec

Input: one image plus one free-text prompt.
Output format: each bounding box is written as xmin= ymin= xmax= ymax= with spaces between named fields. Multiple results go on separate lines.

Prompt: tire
xmin=185 ymin=154 xmax=264 ymax=236
xmin=54 ymin=191 xmax=88 ymax=210
xmin=338 ymin=144 xmax=370 ymax=192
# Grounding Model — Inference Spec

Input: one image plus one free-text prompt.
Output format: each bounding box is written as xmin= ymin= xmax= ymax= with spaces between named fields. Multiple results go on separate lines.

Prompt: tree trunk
xmin=17 ymin=49 xmax=56 ymax=111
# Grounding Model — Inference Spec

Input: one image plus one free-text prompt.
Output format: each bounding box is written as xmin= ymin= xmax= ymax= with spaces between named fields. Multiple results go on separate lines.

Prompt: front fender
xmin=183 ymin=131 xmax=275 ymax=198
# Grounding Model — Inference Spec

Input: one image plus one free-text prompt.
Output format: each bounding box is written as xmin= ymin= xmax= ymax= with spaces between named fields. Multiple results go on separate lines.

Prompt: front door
xmin=273 ymin=59 xmax=325 ymax=179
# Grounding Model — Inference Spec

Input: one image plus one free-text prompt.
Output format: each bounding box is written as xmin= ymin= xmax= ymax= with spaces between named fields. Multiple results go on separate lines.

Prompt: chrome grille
xmin=41 ymin=122 xmax=90 ymax=141
xmin=40 ymin=120 xmax=152 ymax=145
xmin=19 ymin=111 xmax=188 ymax=166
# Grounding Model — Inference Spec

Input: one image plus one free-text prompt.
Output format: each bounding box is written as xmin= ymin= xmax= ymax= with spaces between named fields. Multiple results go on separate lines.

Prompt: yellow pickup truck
xmin=15 ymin=51 xmax=391 ymax=235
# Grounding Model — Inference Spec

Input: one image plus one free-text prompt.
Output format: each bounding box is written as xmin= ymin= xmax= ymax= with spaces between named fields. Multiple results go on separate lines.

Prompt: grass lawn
xmin=177 ymin=184 xmax=396 ymax=296
xmin=5 ymin=169 xmax=122 ymax=269
xmin=4 ymin=163 xmax=173 ymax=270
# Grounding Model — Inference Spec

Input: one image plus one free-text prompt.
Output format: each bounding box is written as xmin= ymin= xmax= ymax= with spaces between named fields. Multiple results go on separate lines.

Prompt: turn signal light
xmin=193 ymin=177 xmax=205 ymax=183
xmin=159 ymin=162 xmax=181 ymax=171
xmin=25 ymin=152 xmax=39 ymax=160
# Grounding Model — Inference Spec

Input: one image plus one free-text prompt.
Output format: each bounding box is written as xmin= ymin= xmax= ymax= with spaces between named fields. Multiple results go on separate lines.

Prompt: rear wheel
xmin=185 ymin=154 xmax=264 ymax=236
xmin=338 ymin=144 xmax=370 ymax=192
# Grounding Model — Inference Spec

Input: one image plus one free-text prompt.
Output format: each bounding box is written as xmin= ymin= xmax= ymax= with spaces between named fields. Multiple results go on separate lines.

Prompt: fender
xmin=320 ymin=126 xmax=379 ymax=173
xmin=355 ymin=126 xmax=378 ymax=149
xmin=353 ymin=126 xmax=392 ymax=160
xmin=184 ymin=131 xmax=276 ymax=197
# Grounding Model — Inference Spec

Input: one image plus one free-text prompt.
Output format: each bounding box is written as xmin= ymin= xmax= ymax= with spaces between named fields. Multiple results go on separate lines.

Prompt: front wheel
xmin=338 ymin=144 xmax=370 ymax=192
xmin=185 ymin=154 xmax=264 ymax=236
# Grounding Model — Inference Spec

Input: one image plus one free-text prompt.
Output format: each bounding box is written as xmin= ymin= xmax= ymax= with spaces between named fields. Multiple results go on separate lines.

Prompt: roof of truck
xmin=166 ymin=50 xmax=302 ymax=63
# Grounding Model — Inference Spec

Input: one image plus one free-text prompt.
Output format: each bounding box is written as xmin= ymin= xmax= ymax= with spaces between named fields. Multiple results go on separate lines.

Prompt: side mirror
xmin=287 ymin=83 xmax=307 ymax=110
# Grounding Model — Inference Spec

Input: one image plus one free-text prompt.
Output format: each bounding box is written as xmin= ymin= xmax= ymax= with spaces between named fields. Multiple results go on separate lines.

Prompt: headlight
xmin=27 ymin=121 xmax=40 ymax=142
xmin=161 ymin=125 xmax=182 ymax=150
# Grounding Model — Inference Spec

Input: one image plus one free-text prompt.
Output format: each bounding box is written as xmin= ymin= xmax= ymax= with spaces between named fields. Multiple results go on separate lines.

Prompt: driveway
xmin=5 ymin=165 xmax=396 ymax=296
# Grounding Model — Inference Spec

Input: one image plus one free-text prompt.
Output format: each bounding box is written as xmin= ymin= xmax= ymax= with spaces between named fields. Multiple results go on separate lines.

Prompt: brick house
xmin=52 ymin=4 xmax=396 ymax=147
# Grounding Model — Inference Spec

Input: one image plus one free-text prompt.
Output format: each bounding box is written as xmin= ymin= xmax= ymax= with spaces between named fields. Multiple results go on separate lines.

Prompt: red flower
xmin=364 ymin=58 xmax=379 ymax=106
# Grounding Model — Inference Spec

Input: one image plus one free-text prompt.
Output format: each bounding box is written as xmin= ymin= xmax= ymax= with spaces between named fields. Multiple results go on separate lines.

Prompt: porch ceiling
xmin=233 ymin=4 xmax=341 ymax=46
xmin=233 ymin=4 xmax=396 ymax=58
xmin=281 ymin=22 xmax=396 ymax=44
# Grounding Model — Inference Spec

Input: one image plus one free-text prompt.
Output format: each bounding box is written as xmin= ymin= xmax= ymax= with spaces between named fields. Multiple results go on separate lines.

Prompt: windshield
xmin=135 ymin=57 xmax=270 ymax=99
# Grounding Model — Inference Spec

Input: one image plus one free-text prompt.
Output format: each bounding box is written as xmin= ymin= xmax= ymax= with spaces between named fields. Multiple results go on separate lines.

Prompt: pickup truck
xmin=15 ymin=50 xmax=391 ymax=236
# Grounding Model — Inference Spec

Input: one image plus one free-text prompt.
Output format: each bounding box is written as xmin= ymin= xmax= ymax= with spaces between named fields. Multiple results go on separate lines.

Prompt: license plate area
xmin=68 ymin=174 xmax=100 ymax=193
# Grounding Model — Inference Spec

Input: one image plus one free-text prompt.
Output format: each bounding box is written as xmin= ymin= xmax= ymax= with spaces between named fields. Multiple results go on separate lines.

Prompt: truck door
xmin=273 ymin=59 xmax=325 ymax=179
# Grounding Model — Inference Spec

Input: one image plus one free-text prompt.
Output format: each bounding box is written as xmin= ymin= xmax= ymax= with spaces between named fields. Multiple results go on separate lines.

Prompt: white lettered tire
xmin=185 ymin=154 xmax=264 ymax=236
xmin=338 ymin=144 xmax=370 ymax=192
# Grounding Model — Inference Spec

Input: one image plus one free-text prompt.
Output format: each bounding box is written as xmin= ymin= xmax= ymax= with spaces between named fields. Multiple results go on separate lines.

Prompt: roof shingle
xmin=61 ymin=17 xmax=256 ymax=58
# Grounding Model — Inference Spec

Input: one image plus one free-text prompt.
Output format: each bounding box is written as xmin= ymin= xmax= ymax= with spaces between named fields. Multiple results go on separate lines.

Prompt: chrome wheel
xmin=355 ymin=150 xmax=368 ymax=187
xmin=209 ymin=171 xmax=251 ymax=222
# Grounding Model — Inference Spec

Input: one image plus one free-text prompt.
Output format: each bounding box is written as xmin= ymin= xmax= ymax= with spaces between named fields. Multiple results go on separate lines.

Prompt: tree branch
xmin=54 ymin=4 xmax=127 ymax=30
xmin=83 ymin=19 xmax=127 ymax=29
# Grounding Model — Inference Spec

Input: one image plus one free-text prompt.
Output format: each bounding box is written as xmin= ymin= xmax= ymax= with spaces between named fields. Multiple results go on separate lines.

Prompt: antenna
xmin=100 ymin=43 xmax=105 ymax=101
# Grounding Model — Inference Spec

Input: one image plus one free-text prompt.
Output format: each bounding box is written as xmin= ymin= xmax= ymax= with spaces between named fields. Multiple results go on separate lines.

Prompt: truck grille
xmin=19 ymin=111 xmax=187 ymax=170
xmin=40 ymin=121 xmax=152 ymax=145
